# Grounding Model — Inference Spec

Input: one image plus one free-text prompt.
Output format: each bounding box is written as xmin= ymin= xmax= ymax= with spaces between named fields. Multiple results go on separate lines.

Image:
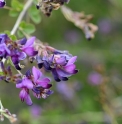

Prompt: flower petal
xmin=37 ymin=78 xmax=51 ymax=88
xmin=32 ymin=66 xmax=42 ymax=82
xmin=16 ymin=80 xmax=23 ymax=88
xmin=43 ymin=61 xmax=52 ymax=70
xmin=51 ymin=68 xmax=61 ymax=82
xmin=19 ymin=89 xmax=27 ymax=102
xmin=18 ymin=52 xmax=27 ymax=60
xmin=55 ymin=56 xmax=66 ymax=65
xmin=56 ymin=68 xmax=71 ymax=77
xmin=22 ymin=47 xmax=38 ymax=56
xmin=11 ymin=56 xmax=19 ymax=64
xmin=22 ymin=37 xmax=35 ymax=49
xmin=25 ymin=94 xmax=33 ymax=106
xmin=19 ymin=38 xmax=27 ymax=45
xmin=22 ymin=78 xmax=33 ymax=89
xmin=64 ymin=64 xmax=76 ymax=73
xmin=66 ymin=56 xmax=77 ymax=65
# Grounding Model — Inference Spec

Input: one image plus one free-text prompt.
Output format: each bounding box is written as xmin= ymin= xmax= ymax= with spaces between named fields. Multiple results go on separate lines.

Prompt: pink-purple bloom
xmin=36 ymin=49 xmax=78 ymax=82
xmin=11 ymin=49 xmax=26 ymax=70
xmin=16 ymin=78 xmax=33 ymax=105
xmin=32 ymin=67 xmax=53 ymax=99
xmin=0 ymin=43 xmax=10 ymax=59
xmin=21 ymin=37 xmax=38 ymax=56
xmin=51 ymin=54 xmax=78 ymax=82
xmin=16 ymin=67 xmax=53 ymax=105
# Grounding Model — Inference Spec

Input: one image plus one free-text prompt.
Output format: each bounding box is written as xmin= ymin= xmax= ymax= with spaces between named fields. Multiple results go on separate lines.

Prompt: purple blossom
xmin=0 ymin=34 xmax=9 ymax=44
xmin=16 ymin=78 xmax=33 ymax=105
xmin=32 ymin=66 xmax=53 ymax=99
xmin=21 ymin=37 xmax=38 ymax=56
xmin=36 ymin=49 xmax=78 ymax=82
xmin=0 ymin=43 xmax=10 ymax=60
xmin=0 ymin=0 xmax=5 ymax=8
xmin=11 ymin=49 xmax=26 ymax=70
xmin=16 ymin=67 xmax=53 ymax=105
xmin=51 ymin=55 xmax=78 ymax=82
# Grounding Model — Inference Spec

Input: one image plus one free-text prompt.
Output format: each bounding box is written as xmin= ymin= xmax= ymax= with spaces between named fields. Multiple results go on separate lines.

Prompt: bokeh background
xmin=1 ymin=0 xmax=122 ymax=124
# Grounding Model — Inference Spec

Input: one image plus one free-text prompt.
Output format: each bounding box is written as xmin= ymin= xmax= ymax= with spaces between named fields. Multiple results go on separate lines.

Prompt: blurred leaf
xmin=0 ymin=72 xmax=4 ymax=76
xmin=29 ymin=6 xmax=41 ymax=24
xmin=4 ymin=30 xmax=11 ymax=35
xmin=9 ymin=35 xmax=17 ymax=41
xmin=11 ymin=0 xmax=23 ymax=11
xmin=19 ymin=21 xmax=36 ymax=34
xmin=17 ymin=30 xmax=24 ymax=38
xmin=9 ymin=9 xmax=19 ymax=17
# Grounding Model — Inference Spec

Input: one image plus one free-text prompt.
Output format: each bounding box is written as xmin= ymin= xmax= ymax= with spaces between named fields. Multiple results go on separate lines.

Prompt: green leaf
xmin=19 ymin=21 xmax=36 ymax=34
xmin=30 ymin=13 xmax=41 ymax=24
xmin=9 ymin=35 xmax=17 ymax=41
xmin=29 ymin=6 xmax=41 ymax=24
xmin=0 ymin=71 xmax=4 ymax=76
xmin=4 ymin=30 xmax=11 ymax=36
xmin=11 ymin=0 xmax=23 ymax=11
xmin=9 ymin=9 xmax=19 ymax=17
xmin=17 ymin=30 xmax=24 ymax=38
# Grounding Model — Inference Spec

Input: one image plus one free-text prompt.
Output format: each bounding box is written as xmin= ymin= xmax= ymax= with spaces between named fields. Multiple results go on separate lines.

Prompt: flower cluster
xmin=0 ymin=34 xmax=78 ymax=105
xmin=35 ymin=46 xmax=78 ymax=82
xmin=0 ymin=34 xmax=37 ymax=70
xmin=16 ymin=66 xmax=53 ymax=105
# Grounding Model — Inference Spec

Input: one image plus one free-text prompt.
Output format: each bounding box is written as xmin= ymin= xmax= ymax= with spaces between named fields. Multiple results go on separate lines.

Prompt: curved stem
xmin=11 ymin=0 xmax=34 ymax=35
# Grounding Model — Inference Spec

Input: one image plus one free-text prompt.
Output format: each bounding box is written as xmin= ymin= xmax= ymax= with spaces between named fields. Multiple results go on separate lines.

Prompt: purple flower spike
xmin=0 ymin=0 xmax=5 ymax=8
xmin=21 ymin=37 xmax=38 ymax=56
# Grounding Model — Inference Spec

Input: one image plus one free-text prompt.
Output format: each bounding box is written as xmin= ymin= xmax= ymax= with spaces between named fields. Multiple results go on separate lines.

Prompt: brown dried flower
xmin=61 ymin=6 xmax=98 ymax=40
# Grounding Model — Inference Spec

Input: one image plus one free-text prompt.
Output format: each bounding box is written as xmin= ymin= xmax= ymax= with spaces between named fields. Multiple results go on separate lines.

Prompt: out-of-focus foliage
xmin=1 ymin=0 xmax=122 ymax=124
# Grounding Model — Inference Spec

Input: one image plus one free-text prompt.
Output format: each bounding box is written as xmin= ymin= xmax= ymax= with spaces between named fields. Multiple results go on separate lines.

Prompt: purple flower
xmin=0 ymin=43 xmax=10 ymax=60
xmin=11 ymin=49 xmax=26 ymax=70
xmin=32 ymin=66 xmax=53 ymax=99
xmin=18 ymin=38 xmax=27 ymax=45
xmin=36 ymin=49 xmax=78 ymax=82
xmin=21 ymin=37 xmax=38 ymax=56
xmin=0 ymin=0 xmax=5 ymax=8
xmin=0 ymin=34 xmax=9 ymax=44
xmin=16 ymin=66 xmax=53 ymax=105
xmin=51 ymin=55 xmax=78 ymax=82
xmin=16 ymin=78 xmax=33 ymax=105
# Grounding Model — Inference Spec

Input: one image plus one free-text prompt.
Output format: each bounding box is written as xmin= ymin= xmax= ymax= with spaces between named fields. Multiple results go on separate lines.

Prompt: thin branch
xmin=11 ymin=0 xmax=34 ymax=35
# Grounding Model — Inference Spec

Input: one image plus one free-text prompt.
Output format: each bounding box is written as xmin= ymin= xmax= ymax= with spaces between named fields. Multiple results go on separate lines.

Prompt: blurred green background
xmin=1 ymin=0 xmax=122 ymax=124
